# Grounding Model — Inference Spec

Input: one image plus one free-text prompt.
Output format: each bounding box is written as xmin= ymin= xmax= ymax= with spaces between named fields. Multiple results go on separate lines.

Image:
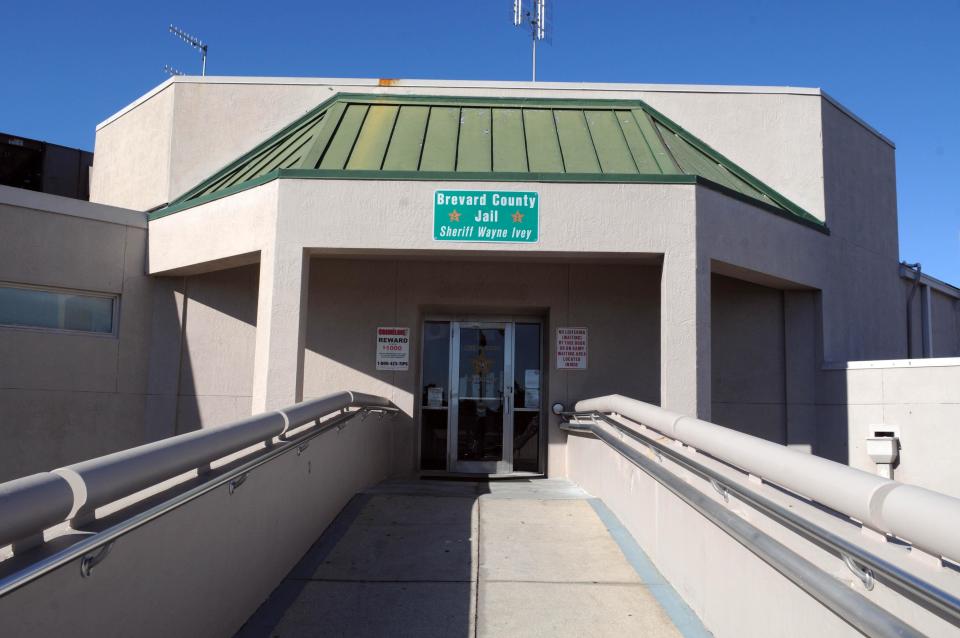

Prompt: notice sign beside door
xmin=556 ymin=327 xmax=587 ymax=369
xmin=376 ymin=327 xmax=410 ymax=371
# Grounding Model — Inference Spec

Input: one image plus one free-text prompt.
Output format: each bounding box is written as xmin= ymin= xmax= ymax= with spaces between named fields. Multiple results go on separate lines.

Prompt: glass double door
xmin=420 ymin=319 xmax=542 ymax=475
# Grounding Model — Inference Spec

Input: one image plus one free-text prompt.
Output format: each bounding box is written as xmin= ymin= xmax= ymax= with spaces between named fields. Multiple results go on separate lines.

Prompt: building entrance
xmin=420 ymin=318 xmax=543 ymax=476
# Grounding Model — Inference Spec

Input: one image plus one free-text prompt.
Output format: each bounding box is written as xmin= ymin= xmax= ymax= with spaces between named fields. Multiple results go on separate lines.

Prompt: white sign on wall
xmin=556 ymin=327 xmax=588 ymax=369
xmin=376 ymin=327 xmax=410 ymax=371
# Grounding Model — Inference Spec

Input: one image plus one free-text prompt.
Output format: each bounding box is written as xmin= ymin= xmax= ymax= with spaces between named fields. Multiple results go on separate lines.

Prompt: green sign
xmin=434 ymin=190 xmax=539 ymax=243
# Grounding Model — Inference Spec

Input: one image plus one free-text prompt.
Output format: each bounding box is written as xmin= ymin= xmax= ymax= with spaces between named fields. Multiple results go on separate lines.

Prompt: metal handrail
xmin=561 ymin=418 xmax=926 ymax=638
xmin=575 ymin=394 xmax=960 ymax=563
xmin=0 ymin=392 xmax=397 ymax=597
xmin=568 ymin=411 xmax=960 ymax=628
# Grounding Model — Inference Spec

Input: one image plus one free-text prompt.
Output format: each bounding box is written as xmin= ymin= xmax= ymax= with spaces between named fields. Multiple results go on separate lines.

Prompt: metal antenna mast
xmin=168 ymin=24 xmax=208 ymax=76
xmin=513 ymin=0 xmax=547 ymax=81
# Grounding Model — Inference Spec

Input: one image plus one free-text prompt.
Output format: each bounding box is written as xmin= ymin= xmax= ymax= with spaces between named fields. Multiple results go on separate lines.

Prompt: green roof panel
xmin=381 ymin=105 xmax=429 ymax=171
xmin=554 ymin=110 xmax=601 ymax=174
xmin=585 ymin=110 xmax=638 ymax=174
xmin=492 ymin=108 xmax=527 ymax=172
xmin=523 ymin=109 xmax=565 ymax=173
xmin=419 ymin=106 xmax=459 ymax=172
xmin=158 ymin=93 xmax=824 ymax=230
xmin=457 ymin=107 xmax=492 ymax=172
xmin=318 ymin=104 xmax=368 ymax=170
xmin=346 ymin=105 xmax=398 ymax=170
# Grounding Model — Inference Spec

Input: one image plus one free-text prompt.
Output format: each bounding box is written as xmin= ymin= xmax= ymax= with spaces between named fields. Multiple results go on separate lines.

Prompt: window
xmin=420 ymin=321 xmax=450 ymax=470
xmin=0 ymin=284 xmax=117 ymax=335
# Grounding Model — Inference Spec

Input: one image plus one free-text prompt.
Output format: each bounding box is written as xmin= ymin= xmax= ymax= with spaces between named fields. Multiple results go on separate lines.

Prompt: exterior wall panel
xmin=0 ymin=191 xmax=151 ymax=481
xmin=302 ymin=257 xmax=661 ymax=477
xmin=710 ymin=274 xmax=786 ymax=443
xmin=90 ymin=83 xmax=175 ymax=210
xmin=930 ymin=288 xmax=960 ymax=357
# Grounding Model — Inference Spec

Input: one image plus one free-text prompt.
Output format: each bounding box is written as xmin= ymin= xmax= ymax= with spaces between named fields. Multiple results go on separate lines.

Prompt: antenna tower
xmin=512 ymin=0 xmax=547 ymax=81
xmin=168 ymin=24 xmax=208 ymax=76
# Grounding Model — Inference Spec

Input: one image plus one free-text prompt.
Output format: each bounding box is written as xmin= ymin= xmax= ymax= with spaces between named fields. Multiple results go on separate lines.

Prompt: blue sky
xmin=3 ymin=1 xmax=958 ymax=283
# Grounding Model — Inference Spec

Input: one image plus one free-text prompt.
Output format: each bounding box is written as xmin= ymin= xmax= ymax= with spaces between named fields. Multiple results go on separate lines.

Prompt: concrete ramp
xmin=238 ymin=479 xmax=706 ymax=638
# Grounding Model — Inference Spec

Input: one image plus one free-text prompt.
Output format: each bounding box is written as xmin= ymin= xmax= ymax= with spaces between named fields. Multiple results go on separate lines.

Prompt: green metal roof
xmin=154 ymin=93 xmax=824 ymax=230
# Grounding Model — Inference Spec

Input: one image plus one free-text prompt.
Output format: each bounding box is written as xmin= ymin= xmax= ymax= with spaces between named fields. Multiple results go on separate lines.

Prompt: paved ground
xmin=237 ymin=479 xmax=708 ymax=638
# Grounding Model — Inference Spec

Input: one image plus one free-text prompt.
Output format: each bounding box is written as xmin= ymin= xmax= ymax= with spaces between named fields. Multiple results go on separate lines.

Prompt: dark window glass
xmin=513 ymin=323 xmax=541 ymax=471
xmin=513 ymin=412 xmax=540 ymax=472
xmin=421 ymin=322 xmax=450 ymax=407
xmin=457 ymin=327 xmax=505 ymax=462
xmin=420 ymin=409 xmax=448 ymax=471
xmin=421 ymin=321 xmax=450 ymax=470
xmin=0 ymin=286 xmax=114 ymax=334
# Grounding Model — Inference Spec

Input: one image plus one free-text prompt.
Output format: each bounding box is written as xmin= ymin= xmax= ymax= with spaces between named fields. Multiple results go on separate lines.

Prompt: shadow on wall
xmin=302 ymin=257 xmax=664 ymax=475
xmin=814 ymin=369 xmax=849 ymax=465
xmin=146 ymin=264 xmax=260 ymax=440
xmin=711 ymin=273 xmax=789 ymax=444
xmin=237 ymin=484 xmax=489 ymax=638
xmin=710 ymin=273 xmax=849 ymax=463
xmin=149 ymin=257 xmax=663 ymax=475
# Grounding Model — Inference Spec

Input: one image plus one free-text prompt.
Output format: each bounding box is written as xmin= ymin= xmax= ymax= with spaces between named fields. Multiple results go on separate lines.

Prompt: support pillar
xmin=660 ymin=251 xmax=711 ymax=419
xmin=784 ymin=290 xmax=819 ymax=452
xmin=921 ymin=284 xmax=933 ymax=357
xmin=251 ymin=248 xmax=310 ymax=413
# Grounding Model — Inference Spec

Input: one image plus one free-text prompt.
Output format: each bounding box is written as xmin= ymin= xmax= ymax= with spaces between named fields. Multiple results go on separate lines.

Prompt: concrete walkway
xmin=238 ymin=479 xmax=707 ymax=638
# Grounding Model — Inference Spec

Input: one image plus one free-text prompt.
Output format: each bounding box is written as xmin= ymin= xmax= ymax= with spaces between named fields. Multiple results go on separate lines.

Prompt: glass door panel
xmin=512 ymin=323 xmax=541 ymax=472
xmin=449 ymin=322 xmax=513 ymax=474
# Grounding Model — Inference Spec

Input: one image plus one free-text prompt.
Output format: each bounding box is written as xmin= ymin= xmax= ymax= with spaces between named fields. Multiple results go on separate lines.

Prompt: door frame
xmin=449 ymin=321 xmax=514 ymax=474
xmin=417 ymin=313 xmax=546 ymax=477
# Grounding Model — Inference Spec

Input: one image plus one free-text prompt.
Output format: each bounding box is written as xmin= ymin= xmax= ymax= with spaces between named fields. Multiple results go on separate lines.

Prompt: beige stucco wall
xmin=303 ymin=257 xmax=661 ymax=476
xmin=90 ymin=83 xmax=175 ymax=210
xmin=0 ymin=187 xmax=151 ymax=481
xmin=89 ymin=77 xmax=958 ymax=485
xmin=930 ymin=288 xmax=960 ymax=356
xmin=821 ymin=99 xmax=899 ymax=261
xmin=145 ymin=172 xmax=914 ymax=463
xmin=138 ymin=253 xmax=663 ymax=477
xmin=566 ymin=418 xmax=960 ymax=638
xmin=91 ymin=77 xmax=864 ymax=224
xmin=711 ymin=274 xmax=786 ymax=443
xmin=148 ymin=177 xmax=713 ymax=421
xmin=0 ymin=411 xmax=394 ymax=638
xmin=901 ymin=277 xmax=960 ymax=359
xmin=174 ymin=266 xmax=260 ymax=435
xmin=817 ymin=360 xmax=960 ymax=498
xmin=696 ymin=186 xmax=906 ymax=362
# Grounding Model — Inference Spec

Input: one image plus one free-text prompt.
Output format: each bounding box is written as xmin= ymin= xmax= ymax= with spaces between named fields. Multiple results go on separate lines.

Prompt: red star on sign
xmin=511 ymin=211 xmax=524 ymax=223
xmin=449 ymin=210 xmax=461 ymax=222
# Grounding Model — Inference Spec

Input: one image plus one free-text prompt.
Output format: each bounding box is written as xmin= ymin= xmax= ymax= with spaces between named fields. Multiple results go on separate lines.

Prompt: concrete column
xmin=251 ymin=248 xmax=310 ymax=413
xmin=660 ymin=251 xmax=711 ymax=419
xmin=784 ymin=290 xmax=818 ymax=452
xmin=921 ymin=284 xmax=933 ymax=357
